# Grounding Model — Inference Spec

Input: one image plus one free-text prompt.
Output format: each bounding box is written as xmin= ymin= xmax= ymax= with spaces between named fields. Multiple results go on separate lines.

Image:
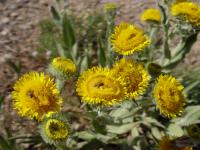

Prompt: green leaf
xmin=92 ymin=117 xmax=107 ymax=134
xmin=0 ymin=135 xmax=11 ymax=150
xmin=62 ymin=13 xmax=76 ymax=49
xmin=167 ymin=124 xmax=184 ymax=137
xmin=79 ymin=54 xmax=89 ymax=73
xmin=50 ymin=6 xmax=60 ymax=21
xmin=56 ymin=42 xmax=66 ymax=58
xmin=77 ymin=131 xmax=96 ymax=141
xmin=0 ymin=96 xmax=4 ymax=109
xmin=151 ymin=127 xmax=162 ymax=139
xmin=164 ymin=33 xmax=198 ymax=69
xmin=76 ymin=131 xmax=113 ymax=143
xmin=157 ymin=2 xmax=167 ymax=24
xmin=131 ymin=126 xmax=139 ymax=137
xmin=178 ymin=106 xmax=200 ymax=126
xmin=174 ymin=33 xmax=197 ymax=57
xmin=157 ymin=1 xmax=171 ymax=59
xmin=120 ymin=143 xmax=133 ymax=150
xmin=143 ymin=117 xmax=165 ymax=128
xmin=184 ymin=80 xmax=200 ymax=94
xmin=79 ymin=139 xmax=104 ymax=150
xmin=98 ymin=38 xmax=106 ymax=67
xmin=109 ymin=108 xmax=129 ymax=119
xmin=71 ymin=43 xmax=78 ymax=62
xmin=163 ymin=36 xmax=171 ymax=59
xmin=106 ymin=123 xmax=137 ymax=134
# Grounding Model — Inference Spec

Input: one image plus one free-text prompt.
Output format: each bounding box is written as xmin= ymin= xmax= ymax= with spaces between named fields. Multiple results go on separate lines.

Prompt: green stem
xmin=163 ymin=23 xmax=171 ymax=60
xmin=56 ymin=78 xmax=65 ymax=93
xmin=148 ymin=131 xmax=159 ymax=144
xmin=107 ymin=24 xmax=112 ymax=66
xmin=56 ymin=143 xmax=69 ymax=150
xmin=105 ymin=11 xmax=116 ymax=67
xmin=149 ymin=26 xmax=159 ymax=61
xmin=156 ymin=0 xmax=171 ymax=62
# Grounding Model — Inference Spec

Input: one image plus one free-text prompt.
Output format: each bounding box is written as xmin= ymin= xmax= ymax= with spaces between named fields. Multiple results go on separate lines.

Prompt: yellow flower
xmin=46 ymin=119 xmax=68 ymax=139
xmin=153 ymin=75 xmax=186 ymax=118
xmin=12 ymin=72 xmax=62 ymax=121
xmin=159 ymin=136 xmax=176 ymax=150
xmin=111 ymin=22 xmax=150 ymax=55
xmin=104 ymin=3 xmax=117 ymax=11
xmin=175 ymin=0 xmax=187 ymax=3
xmin=171 ymin=2 xmax=200 ymax=27
xmin=49 ymin=57 xmax=76 ymax=78
xmin=141 ymin=8 xmax=161 ymax=23
xmin=76 ymin=67 xmax=126 ymax=106
xmin=112 ymin=59 xmax=150 ymax=99
xmin=159 ymin=136 xmax=192 ymax=150
xmin=40 ymin=113 xmax=69 ymax=145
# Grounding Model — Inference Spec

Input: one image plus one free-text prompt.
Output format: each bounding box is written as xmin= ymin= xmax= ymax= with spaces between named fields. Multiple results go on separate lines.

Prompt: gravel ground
xmin=0 ymin=0 xmax=53 ymax=95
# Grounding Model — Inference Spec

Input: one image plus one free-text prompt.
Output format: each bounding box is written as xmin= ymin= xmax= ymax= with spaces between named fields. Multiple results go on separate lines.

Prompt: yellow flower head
xmin=175 ymin=0 xmax=187 ymax=3
xmin=171 ymin=2 xmax=200 ymax=27
xmin=141 ymin=8 xmax=161 ymax=23
xmin=45 ymin=119 xmax=68 ymax=140
xmin=112 ymin=59 xmax=150 ymax=99
xmin=159 ymin=136 xmax=176 ymax=150
xmin=40 ymin=113 xmax=69 ymax=145
xmin=12 ymin=72 xmax=62 ymax=121
xmin=111 ymin=22 xmax=150 ymax=55
xmin=76 ymin=67 xmax=126 ymax=106
xmin=49 ymin=57 xmax=76 ymax=78
xmin=153 ymin=75 xmax=186 ymax=118
xmin=159 ymin=136 xmax=192 ymax=150
xmin=104 ymin=3 xmax=117 ymax=11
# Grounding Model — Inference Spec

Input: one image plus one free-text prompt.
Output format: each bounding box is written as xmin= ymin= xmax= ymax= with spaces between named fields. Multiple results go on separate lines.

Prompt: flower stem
xmin=156 ymin=0 xmax=171 ymax=62
xmin=105 ymin=10 xmax=116 ymax=66
xmin=56 ymin=78 xmax=65 ymax=93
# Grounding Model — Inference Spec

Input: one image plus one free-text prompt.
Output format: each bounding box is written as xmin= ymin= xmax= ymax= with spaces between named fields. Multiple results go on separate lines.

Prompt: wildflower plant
xmin=49 ymin=57 xmax=76 ymax=79
xmin=40 ymin=113 xmax=69 ymax=145
xmin=111 ymin=22 xmax=151 ymax=55
xmin=8 ymin=0 xmax=200 ymax=149
xmin=141 ymin=8 xmax=161 ymax=23
xmin=12 ymin=72 xmax=63 ymax=121
xmin=76 ymin=67 xmax=126 ymax=106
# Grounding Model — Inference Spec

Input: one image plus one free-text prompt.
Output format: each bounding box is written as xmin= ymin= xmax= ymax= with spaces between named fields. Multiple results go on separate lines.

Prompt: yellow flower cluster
xmin=141 ymin=8 xmax=161 ymax=23
xmin=111 ymin=22 xmax=150 ymax=55
xmin=171 ymin=2 xmax=200 ymax=27
xmin=76 ymin=59 xmax=150 ymax=106
xmin=12 ymin=59 xmax=75 ymax=144
xmin=10 ymin=0 xmax=194 ymax=145
xmin=12 ymin=72 xmax=63 ymax=121
xmin=153 ymin=75 xmax=186 ymax=118
xmin=76 ymin=63 xmax=186 ymax=118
